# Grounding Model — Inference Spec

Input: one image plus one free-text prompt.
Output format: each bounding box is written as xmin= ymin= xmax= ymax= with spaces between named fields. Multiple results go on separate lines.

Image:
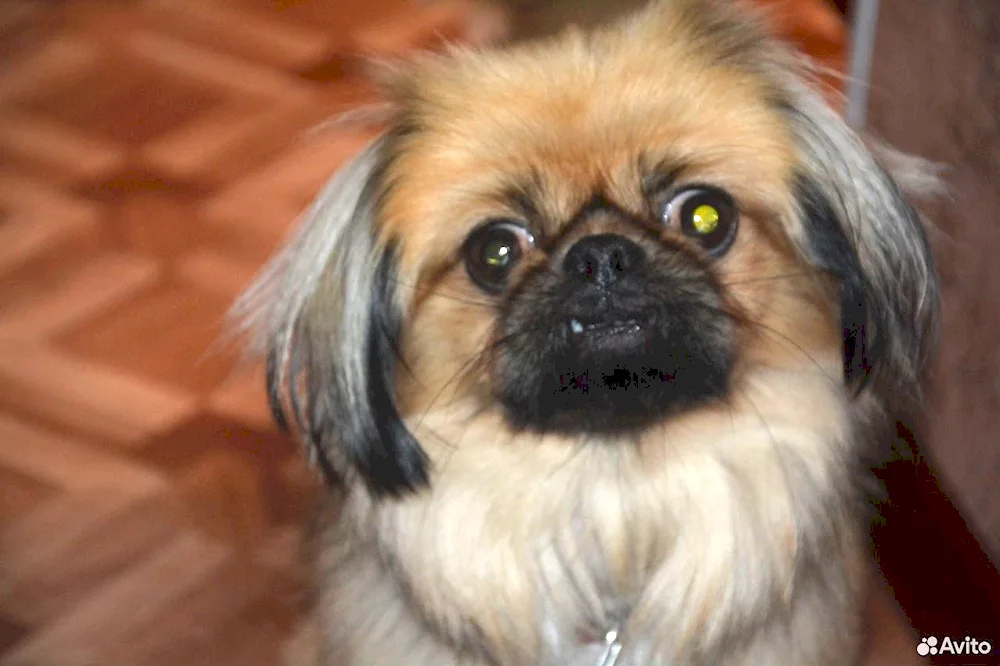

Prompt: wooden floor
xmin=0 ymin=1 xmax=922 ymax=664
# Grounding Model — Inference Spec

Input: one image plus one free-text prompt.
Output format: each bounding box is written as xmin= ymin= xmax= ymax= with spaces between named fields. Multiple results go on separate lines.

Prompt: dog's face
xmin=241 ymin=0 xmax=939 ymax=497
xmin=387 ymin=44 xmax=828 ymax=438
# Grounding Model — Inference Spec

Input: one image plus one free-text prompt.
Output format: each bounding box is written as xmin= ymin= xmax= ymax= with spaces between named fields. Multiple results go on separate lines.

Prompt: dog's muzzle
xmin=493 ymin=231 xmax=735 ymax=436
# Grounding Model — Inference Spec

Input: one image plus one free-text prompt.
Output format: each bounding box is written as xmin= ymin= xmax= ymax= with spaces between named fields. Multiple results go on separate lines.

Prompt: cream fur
xmin=316 ymin=368 xmax=867 ymax=666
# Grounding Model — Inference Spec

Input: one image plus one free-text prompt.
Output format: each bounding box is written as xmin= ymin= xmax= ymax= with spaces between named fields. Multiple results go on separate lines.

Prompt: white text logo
xmin=917 ymin=636 xmax=993 ymax=657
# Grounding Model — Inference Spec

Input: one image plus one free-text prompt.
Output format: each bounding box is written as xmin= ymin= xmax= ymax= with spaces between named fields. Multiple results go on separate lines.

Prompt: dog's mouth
xmin=565 ymin=314 xmax=653 ymax=357
xmin=496 ymin=300 xmax=732 ymax=434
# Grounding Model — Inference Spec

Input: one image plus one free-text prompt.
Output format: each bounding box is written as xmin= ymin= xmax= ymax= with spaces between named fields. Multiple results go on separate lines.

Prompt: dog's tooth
xmin=570 ymin=319 xmax=584 ymax=334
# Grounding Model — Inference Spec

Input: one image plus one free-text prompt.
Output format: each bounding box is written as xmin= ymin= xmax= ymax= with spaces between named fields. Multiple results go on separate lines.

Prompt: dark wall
xmin=866 ymin=0 xmax=1000 ymax=563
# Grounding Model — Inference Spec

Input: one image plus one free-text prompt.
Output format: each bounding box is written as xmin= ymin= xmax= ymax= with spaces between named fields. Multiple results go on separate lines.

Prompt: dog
xmin=234 ymin=1 xmax=940 ymax=664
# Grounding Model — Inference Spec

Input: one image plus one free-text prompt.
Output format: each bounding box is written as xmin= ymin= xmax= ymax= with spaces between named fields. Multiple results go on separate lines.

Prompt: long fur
xmin=233 ymin=138 xmax=429 ymax=494
xmin=233 ymin=1 xmax=940 ymax=664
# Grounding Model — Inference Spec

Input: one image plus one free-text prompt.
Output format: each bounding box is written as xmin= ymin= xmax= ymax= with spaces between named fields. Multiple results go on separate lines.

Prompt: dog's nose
xmin=562 ymin=234 xmax=644 ymax=285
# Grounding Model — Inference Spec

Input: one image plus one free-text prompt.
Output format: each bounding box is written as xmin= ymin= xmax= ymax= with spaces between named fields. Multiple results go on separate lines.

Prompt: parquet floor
xmin=0 ymin=1 xmax=919 ymax=664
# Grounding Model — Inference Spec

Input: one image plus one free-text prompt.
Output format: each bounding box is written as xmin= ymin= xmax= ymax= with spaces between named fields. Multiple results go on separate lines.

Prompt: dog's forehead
xmin=379 ymin=15 xmax=797 ymax=275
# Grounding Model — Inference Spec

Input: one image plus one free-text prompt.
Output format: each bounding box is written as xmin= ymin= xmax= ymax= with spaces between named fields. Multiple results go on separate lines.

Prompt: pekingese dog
xmin=235 ymin=0 xmax=940 ymax=664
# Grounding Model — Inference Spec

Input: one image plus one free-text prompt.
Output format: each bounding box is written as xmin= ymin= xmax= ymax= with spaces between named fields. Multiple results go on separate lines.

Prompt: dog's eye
xmin=462 ymin=221 xmax=535 ymax=292
xmin=663 ymin=187 xmax=739 ymax=256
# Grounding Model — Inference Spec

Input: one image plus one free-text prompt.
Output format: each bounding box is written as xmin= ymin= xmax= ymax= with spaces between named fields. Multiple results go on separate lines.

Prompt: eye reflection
xmin=462 ymin=221 xmax=535 ymax=292
xmin=662 ymin=186 xmax=739 ymax=256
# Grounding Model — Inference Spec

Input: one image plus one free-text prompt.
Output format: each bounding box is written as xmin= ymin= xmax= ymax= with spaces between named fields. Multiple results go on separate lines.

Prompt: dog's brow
xmin=638 ymin=153 xmax=689 ymax=194
xmin=503 ymin=185 xmax=539 ymax=221
xmin=498 ymin=172 xmax=548 ymax=224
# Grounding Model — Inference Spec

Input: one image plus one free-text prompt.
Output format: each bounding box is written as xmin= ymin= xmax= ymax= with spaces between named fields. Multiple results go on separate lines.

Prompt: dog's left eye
xmin=662 ymin=186 xmax=739 ymax=256
xmin=462 ymin=221 xmax=535 ymax=292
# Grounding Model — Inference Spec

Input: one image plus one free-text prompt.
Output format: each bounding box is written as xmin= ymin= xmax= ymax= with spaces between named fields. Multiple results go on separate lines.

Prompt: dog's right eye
xmin=462 ymin=221 xmax=535 ymax=292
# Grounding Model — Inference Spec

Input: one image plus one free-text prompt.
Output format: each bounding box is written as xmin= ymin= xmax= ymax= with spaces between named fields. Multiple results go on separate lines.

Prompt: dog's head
xmin=237 ymin=0 xmax=939 ymax=497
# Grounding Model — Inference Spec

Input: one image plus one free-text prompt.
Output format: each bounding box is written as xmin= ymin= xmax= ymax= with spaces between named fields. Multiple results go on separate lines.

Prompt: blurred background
xmin=0 ymin=0 xmax=996 ymax=664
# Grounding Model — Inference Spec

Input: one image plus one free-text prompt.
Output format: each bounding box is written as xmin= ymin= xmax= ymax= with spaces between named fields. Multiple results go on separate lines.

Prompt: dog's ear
xmin=656 ymin=0 xmax=941 ymax=393
xmin=779 ymin=82 xmax=941 ymax=395
xmin=232 ymin=138 xmax=429 ymax=496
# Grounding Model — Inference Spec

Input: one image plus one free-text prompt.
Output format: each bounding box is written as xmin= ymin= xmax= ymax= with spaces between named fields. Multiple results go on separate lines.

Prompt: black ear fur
xmin=354 ymin=243 xmax=430 ymax=495
xmin=244 ymin=137 xmax=431 ymax=498
xmin=794 ymin=173 xmax=877 ymax=387
xmin=303 ymin=243 xmax=428 ymax=497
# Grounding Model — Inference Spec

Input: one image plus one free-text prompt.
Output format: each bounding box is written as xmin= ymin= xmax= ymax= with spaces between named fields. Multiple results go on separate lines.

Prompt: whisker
xmin=386 ymin=276 xmax=497 ymax=309
xmin=722 ymin=270 xmax=821 ymax=287
xmin=709 ymin=286 xmax=841 ymax=388
xmin=738 ymin=386 xmax=783 ymax=456
xmin=408 ymin=352 xmax=490 ymax=441
xmin=408 ymin=326 xmax=539 ymax=438
xmin=743 ymin=317 xmax=839 ymax=387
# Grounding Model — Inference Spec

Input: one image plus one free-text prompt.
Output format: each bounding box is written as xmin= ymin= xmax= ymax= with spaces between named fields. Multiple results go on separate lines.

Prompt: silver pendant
xmin=597 ymin=629 xmax=623 ymax=666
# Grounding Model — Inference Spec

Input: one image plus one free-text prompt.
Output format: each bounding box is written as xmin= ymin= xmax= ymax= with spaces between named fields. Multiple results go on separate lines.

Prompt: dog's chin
xmin=493 ymin=275 xmax=737 ymax=436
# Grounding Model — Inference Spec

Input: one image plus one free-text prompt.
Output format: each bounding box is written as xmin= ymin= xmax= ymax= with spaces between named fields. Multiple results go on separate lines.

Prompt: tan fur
xmin=250 ymin=2 xmax=937 ymax=665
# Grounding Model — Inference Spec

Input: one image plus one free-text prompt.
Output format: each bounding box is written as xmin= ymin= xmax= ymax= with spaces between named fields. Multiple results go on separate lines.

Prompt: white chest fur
xmin=331 ymin=369 xmax=866 ymax=666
